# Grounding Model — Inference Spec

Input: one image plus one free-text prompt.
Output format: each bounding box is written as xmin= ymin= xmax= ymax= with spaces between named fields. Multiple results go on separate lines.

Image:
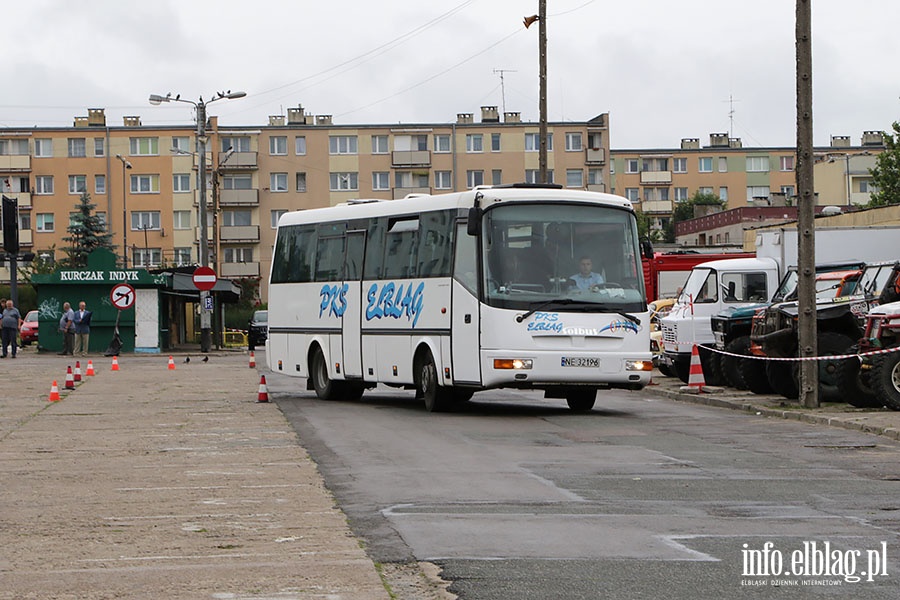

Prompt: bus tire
xmin=566 ymin=389 xmax=596 ymax=411
xmin=310 ymin=345 xmax=338 ymax=400
xmin=417 ymin=352 xmax=452 ymax=412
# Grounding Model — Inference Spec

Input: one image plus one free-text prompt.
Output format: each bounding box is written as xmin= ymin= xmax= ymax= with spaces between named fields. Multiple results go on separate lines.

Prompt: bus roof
xmin=276 ymin=186 xmax=634 ymax=228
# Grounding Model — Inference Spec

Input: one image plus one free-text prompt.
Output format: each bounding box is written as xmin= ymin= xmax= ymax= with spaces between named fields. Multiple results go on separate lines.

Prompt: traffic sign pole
xmin=192 ymin=267 xmax=217 ymax=353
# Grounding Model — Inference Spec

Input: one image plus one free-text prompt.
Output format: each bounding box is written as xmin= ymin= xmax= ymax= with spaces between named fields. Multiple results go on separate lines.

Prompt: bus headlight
xmin=625 ymin=360 xmax=653 ymax=372
xmin=494 ymin=358 xmax=533 ymax=370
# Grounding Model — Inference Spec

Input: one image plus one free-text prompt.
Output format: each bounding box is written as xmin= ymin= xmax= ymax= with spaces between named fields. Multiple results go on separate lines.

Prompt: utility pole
xmin=796 ymin=0 xmax=818 ymax=407
xmin=538 ymin=0 xmax=548 ymax=184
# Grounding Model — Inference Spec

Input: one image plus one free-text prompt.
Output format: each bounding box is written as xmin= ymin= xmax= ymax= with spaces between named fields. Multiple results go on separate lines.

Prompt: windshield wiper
xmin=515 ymin=299 xmax=641 ymax=326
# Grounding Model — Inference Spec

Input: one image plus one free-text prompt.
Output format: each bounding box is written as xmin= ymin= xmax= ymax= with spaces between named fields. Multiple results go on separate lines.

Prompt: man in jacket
xmin=73 ymin=301 xmax=92 ymax=356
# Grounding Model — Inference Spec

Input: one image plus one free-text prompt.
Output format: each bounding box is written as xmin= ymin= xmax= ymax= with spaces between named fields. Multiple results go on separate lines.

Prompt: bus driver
xmin=568 ymin=256 xmax=605 ymax=291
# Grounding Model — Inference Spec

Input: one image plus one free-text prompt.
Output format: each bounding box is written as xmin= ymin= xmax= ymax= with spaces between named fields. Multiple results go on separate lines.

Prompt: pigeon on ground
xmin=184 ymin=356 xmax=190 ymax=363
xmin=202 ymin=356 xmax=209 ymax=363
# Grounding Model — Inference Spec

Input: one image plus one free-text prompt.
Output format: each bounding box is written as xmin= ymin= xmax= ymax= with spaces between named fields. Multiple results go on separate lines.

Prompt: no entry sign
xmin=192 ymin=266 xmax=217 ymax=291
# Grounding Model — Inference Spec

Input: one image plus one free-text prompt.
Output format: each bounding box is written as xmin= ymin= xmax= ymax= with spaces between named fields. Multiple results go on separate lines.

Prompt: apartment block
xmin=0 ymin=106 xmax=611 ymax=301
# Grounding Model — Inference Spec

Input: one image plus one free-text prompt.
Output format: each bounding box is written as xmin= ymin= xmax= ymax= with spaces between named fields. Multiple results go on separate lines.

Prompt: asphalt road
xmin=266 ymin=372 xmax=900 ymax=600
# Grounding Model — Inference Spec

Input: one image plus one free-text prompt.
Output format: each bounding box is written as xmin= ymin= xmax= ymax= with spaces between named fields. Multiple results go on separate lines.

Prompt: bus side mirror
xmin=641 ymin=238 xmax=653 ymax=259
xmin=466 ymin=206 xmax=482 ymax=236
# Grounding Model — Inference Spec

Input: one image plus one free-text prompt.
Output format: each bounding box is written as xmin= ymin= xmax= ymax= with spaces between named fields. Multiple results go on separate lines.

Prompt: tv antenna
xmin=723 ymin=94 xmax=741 ymax=138
xmin=493 ymin=68 xmax=517 ymax=115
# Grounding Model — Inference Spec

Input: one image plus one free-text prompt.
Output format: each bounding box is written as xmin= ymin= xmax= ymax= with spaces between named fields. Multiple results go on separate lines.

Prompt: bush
xmin=0 ymin=284 xmax=37 ymax=313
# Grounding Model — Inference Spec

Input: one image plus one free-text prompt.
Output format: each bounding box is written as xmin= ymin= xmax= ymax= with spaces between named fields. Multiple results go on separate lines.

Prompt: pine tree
xmin=61 ymin=192 xmax=115 ymax=268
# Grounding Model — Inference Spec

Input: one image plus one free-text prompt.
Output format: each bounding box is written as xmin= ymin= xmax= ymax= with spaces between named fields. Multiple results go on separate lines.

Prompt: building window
xmin=781 ymin=185 xmax=796 ymax=197
xmin=746 ymin=186 xmax=771 ymax=202
xmin=131 ymin=211 xmax=160 ymax=230
xmin=644 ymin=187 xmax=670 ymax=202
xmin=36 ymin=213 xmax=55 ymax=232
xmin=625 ymin=159 xmax=639 ymax=174
xmin=525 ymin=133 xmax=552 ymax=151
xmin=34 ymin=138 xmax=52 ymax=157
xmin=466 ymin=170 xmax=484 ymax=188
xmin=130 ymin=174 xmax=159 ymax=193
xmin=565 ymin=132 xmax=583 ymax=151
xmin=466 ymin=134 xmax=483 ymax=153
xmin=294 ymin=136 xmax=307 ymax=155
xmin=371 ymin=135 xmax=389 ymax=154
xmin=525 ymin=169 xmax=554 ymax=184
xmin=699 ymin=157 xmax=713 ymax=173
xmin=224 ymin=247 xmax=253 ymax=263
xmin=566 ymin=169 xmax=583 ymax=188
xmin=223 ymin=175 xmax=252 ymax=190
xmin=271 ymin=209 xmax=287 ymax=229
xmin=270 ymin=173 xmax=288 ymax=192
xmin=94 ymin=174 xmax=106 ymax=194
xmin=675 ymin=187 xmax=689 ymax=201
xmin=624 ymin=188 xmax=639 ymax=202
xmin=221 ymin=136 xmax=251 ymax=152
xmin=746 ymin=156 xmax=770 ymax=173
xmin=780 ymin=156 xmax=795 ymax=171
xmin=67 ymin=138 xmax=86 ymax=158
xmin=0 ymin=139 xmax=27 ymax=155
xmin=68 ymin=175 xmax=87 ymax=194
xmin=329 ymin=136 xmax=358 ymax=155
xmin=492 ymin=169 xmax=502 ymax=185
xmin=491 ymin=133 xmax=501 ymax=152
xmin=330 ymin=172 xmax=358 ymax=191
xmin=673 ymin=157 xmax=688 ymax=173
xmin=395 ymin=172 xmax=428 ymax=189
xmin=642 ymin=157 xmax=668 ymax=171
xmin=699 ymin=186 xmax=714 ymax=195
xmin=93 ymin=138 xmax=105 ymax=157
xmin=129 ymin=137 xmax=159 ymax=156
xmin=173 ymin=173 xmax=191 ymax=193
xmin=434 ymin=134 xmax=451 ymax=153
xmin=716 ymin=157 xmax=727 ymax=172
xmin=172 ymin=136 xmax=191 ymax=153
xmin=35 ymin=175 xmax=54 ymax=195
xmin=173 ymin=211 xmax=191 ymax=229
xmin=132 ymin=248 xmax=161 ymax=267
xmin=173 ymin=247 xmax=192 ymax=266
xmin=296 ymin=172 xmax=307 ymax=192
xmin=372 ymin=172 xmax=390 ymax=190
xmin=18 ymin=212 xmax=31 ymax=231
xmin=434 ymin=171 xmax=452 ymax=189
xmin=222 ymin=209 xmax=252 ymax=227
xmin=269 ymin=136 xmax=287 ymax=156
xmin=587 ymin=169 xmax=603 ymax=186
xmin=719 ymin=187 xmax=728 ymax=201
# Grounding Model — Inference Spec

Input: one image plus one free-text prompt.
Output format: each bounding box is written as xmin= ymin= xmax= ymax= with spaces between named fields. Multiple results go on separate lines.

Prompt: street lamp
xmin=149 ymin=90 xmax=245 ymax=352
xmin=115 ymin=154 xmax=132 ymax=267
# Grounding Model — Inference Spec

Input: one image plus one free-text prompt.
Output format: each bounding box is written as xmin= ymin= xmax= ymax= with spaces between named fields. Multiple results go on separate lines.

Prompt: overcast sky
xmin=2 ymin=0 xmax=897 ymax=149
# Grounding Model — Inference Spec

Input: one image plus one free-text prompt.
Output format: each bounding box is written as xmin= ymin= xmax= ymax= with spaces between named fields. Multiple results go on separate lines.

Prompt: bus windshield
xmin=482 ymin=203 xmax=645 ymax=312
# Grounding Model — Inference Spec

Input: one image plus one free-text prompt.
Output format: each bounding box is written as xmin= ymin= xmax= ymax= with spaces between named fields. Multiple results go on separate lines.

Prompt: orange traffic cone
xmin=74 ymin=361 xmax=82 ymax=382
xmin=111 ymin=356 xmax=119 ymax=371
xmin=168 ymin=355 xmax=176 ymax=370
xmin=681 ymin=344 xmax=707 ymax=393
xmin=64 ymin=366 xmax=75 ymax=390
xmin=48 ymin=380 xmax=61 ymax=402
xmin=85 ymin=360 xmax=95 ymax=376
xmin=249 ymin=351 xmax=256 ymax=368
xmin=257 ymin=375 xmax=269 ymax=403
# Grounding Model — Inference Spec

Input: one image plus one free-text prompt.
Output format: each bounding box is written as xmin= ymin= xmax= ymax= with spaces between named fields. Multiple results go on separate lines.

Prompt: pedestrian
xmin=73 ymin=300 xmax=92 ymax=356
xmin=0 ymin=299 xmax=22 ymax=358
xmin=58 ymin=302 xmax=75 ymax=356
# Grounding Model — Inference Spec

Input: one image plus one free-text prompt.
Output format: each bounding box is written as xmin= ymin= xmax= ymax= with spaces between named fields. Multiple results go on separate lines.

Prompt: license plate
xmin=561 ymin=356 xmax=599 ymax=368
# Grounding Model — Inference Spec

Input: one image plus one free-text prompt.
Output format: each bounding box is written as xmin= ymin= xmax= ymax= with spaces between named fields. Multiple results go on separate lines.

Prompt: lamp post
xmin=149 ymin=90 xmax=246 ymax=352
xmin=115 ymin=154 xmax=132 ymax=267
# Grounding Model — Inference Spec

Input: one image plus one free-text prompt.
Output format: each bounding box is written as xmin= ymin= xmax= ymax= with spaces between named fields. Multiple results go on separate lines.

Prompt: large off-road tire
xmin=801 ymin=332 xmax=858 ymax=403
xmin=698 ymin=345 xmax=725 ymax=386
xmin=835 ymin=344 xmax=882 ymax=408
xmin=767 ymin=360 xmax=799 ymax=399
xmin=417 ymin=351 xmax=453 ymax=412
xmin=741 ymin=356 xmax=774 ymax=395
xmin=657 ymin=362 xmax=674 ymax=378
xmin=721 ymin=336 xmax=751 ymax=390
xmin=672 ymin=355 xmax=691 ymax=384
xmin=566 ymin=389 xmax=597 ymax=411
xmin=871 ymin=348 xmax=900 ymax=411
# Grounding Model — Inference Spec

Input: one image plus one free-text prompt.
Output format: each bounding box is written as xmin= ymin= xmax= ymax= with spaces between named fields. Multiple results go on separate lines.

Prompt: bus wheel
xmin=311 ymin=346 xmax=338 ymax=400
xmin=418 ymin=353 xmax=452 ymax=412
xmin=566 ymin=389 xmax=596 ymax=411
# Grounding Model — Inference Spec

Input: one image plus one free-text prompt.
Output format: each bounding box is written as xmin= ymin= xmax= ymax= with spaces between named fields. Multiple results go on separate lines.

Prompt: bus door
xmin=451 ymin=223 xmax=481 ymax=384
xmin=342 ymin=229 xmax=366 ymax=378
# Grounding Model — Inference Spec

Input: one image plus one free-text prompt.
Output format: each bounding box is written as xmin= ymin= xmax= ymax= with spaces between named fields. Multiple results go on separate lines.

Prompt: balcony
xmin=641 ymin=200 xmax=674 ymax=214
xmin=219 ymin=188 xmax=259 ymax=206
xmin=640 ymin=170 xmax=672 ymax=185
xmin=0 ymin=155 xmax=31 ymax=171
xmin=220 ymin=151 xmax=258 ymax=169
xmin=221 ymin=262 xmax=260 ymax=278
xmin=586 ymin=183 xmax=607 ymax=193
xmin=585 ymin=148 xmax=606 ymax=164
xmin=393 ymin=186 xmax=431 ymax=199
xmin=18 ymin=229 xmax=32 ymax=246
xmin=4 ymin=192 xmax=32 ymax=209
xmin=392 ymin=150 xmax=431 ymax=167
xmin=219 ymin=225 xmax=260 ymax=242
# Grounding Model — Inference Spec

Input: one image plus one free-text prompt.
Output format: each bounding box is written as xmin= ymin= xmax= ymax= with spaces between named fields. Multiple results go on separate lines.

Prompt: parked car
xmin=247 ymin=310 xmax=268 ymax=350
xmin=19 ymin=310 xmax=38 ymax=346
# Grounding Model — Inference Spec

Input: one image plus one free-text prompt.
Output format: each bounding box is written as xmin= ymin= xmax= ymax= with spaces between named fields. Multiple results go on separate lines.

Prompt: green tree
xmin=673 ymin=191 xmax=724 ymax=223
xmin=61 ymin=192 xmax=115 ymax=268
xmin=868 ymin=121 xmax=900 ymax=207
xmin=19 ymin=245 xmax=58 ymax=283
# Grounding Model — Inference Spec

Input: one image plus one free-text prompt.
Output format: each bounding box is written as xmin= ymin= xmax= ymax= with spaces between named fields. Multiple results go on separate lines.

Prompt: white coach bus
xmin=266 ymin=184 xmax=653 ymax=412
